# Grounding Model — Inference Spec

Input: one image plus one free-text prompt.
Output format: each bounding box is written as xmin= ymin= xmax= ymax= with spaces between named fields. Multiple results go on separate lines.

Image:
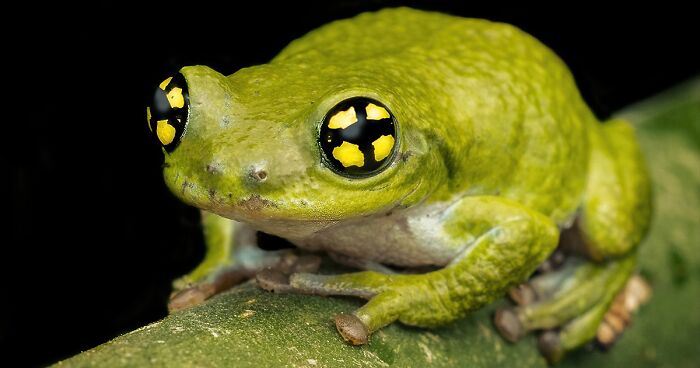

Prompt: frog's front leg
xmin=169 ymin=211 xmax=319 ymax=312
xmin=286 ymin=196 xmax=559 ymax=344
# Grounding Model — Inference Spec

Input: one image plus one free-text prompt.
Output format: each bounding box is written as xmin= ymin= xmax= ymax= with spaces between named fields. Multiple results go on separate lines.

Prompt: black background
xmin=5 ymin=1 xmax=699 ymax=366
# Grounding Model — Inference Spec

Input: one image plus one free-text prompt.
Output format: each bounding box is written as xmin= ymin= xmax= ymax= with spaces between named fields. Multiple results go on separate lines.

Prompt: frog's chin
xmin=211 ymin=205 xmax=338 ymax=239
xmin=195 ymin=196 xmax=337 ymax=239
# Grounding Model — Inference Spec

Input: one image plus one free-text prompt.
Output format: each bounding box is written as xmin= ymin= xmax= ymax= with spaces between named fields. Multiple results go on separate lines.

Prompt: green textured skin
xmin=163 ymin=8 xmax=597 ymax=223
xmin=58 ymin=79 xmax=698 ymax=367
xmin=179 ymin=211 xmax=234 ymax=286
xmin=158 ymin=7 xmax=650 ymax=347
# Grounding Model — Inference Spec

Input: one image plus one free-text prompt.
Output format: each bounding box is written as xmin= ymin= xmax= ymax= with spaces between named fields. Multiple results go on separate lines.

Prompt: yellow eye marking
xmin=159 ymin=77 xmax=173 ymax=90
xmin=365 ymin=103 xmax=390 ymax=120
xmin=156 ymin=119 xmax=176 ymax=145
xmin=146 ymin=106 xmax=152 ymax=132
xmin=332 ymin=141 xmax=364 ymax=168
xmin=167 ymin=87 xmax=185 ymax=109
xmin=328 ymin=106 xmax=357 ymax=129
xmin=372 ymin=135 xmax=395 ymax=161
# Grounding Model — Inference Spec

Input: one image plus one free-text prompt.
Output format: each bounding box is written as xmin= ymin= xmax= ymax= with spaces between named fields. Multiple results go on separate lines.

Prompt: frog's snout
xmin=146 ymin=73 xmax=190 ymax=152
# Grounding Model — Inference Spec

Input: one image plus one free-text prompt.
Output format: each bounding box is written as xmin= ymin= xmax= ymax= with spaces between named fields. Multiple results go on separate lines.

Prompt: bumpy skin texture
xmin=155 ymin=7 xmax=651 ymax=359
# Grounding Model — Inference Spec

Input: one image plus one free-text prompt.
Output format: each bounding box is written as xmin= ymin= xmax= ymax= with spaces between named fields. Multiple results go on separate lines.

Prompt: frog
xmin=146 ymin=7 xmax=651 ymax=363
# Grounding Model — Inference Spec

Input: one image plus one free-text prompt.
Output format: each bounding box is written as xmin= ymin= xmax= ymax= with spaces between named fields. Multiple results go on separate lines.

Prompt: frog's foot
xmin=273 ymin=271 xmax=441 ymax=345
xmin=170 ymin=252 xmax=321 ymax=312
xmin=494 ymin=256 xmax=650 ymax=364
xmin=169 ymin=268 xmax=253 ymax=312
xmin=254 ymin=255 xmax=323 ymax=293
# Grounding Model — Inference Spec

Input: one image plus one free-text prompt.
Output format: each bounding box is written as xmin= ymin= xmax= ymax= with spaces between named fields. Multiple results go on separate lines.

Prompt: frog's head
xmin=147 ymin=64 xmax=441 ymax=237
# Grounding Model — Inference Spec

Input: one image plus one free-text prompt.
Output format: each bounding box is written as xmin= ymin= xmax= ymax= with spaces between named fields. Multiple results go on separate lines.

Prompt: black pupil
xmin=148 ymin=73 xmax=189 ymax=152
xmin=320 ymin=97 xmax=397 ymax=177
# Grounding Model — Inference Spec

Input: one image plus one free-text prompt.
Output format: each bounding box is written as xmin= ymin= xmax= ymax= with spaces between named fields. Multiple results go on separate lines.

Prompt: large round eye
xmin=146 ymin=73 xmax=189 ymax=152
xmin=319 ymin=97 xmax=398 ymax=177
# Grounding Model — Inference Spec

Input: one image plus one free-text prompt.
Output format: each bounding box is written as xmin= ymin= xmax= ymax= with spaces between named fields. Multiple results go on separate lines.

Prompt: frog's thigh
xmin=579 ymin=118 xmax=651 ymax=259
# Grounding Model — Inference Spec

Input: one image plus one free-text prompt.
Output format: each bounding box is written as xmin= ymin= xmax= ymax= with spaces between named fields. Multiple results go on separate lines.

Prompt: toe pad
xmin=335 ymin=314 xmax=369 ymax=345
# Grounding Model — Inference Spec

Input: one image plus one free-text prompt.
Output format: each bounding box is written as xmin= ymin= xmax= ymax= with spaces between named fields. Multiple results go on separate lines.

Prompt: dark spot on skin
xmin=385 ymin=211 xmax=393 ymax=216
xmin=238 ymin=194 xmax=276 ymax=212
xmin=162 ymin=162 xmax=171 ymax=168
xmin=395 ymin=150 xmax=414 ymax=163
xmin=208 ymin=188 xmax=216 ymax=199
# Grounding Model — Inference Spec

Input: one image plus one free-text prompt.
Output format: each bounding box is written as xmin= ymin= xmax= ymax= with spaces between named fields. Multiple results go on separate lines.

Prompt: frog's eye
xmin=319 ymin=97 xmax=398 ymax=178
xmin=146 ymin=73 xmax=189 ymax=152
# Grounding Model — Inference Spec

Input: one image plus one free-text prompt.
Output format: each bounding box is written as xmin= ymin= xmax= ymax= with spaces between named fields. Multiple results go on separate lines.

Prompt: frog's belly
xmin=293 ymin=206 xmax=463 ymax=267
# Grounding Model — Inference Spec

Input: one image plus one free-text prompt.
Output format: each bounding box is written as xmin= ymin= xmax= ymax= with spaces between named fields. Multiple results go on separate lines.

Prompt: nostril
xmin=206 ymin=163 xmax=223 ymax=175
xmin=251 ymin=169 xmax=268 ymax=182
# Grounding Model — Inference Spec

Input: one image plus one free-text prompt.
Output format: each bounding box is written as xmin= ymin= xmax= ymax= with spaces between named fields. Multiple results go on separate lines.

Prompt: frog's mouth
xmin=164 ymin=169 xmax=338 ymax=238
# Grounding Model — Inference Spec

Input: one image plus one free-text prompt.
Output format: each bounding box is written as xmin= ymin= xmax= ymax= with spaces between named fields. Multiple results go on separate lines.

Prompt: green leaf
xmin=56 ymin=78 xmax=700 ymax=367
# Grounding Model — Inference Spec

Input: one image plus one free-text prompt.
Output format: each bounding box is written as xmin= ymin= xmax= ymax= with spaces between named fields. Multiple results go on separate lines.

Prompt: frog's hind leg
xmin=577 ymin=118 xmax=651 ymax=260
xmin=495 ymin=256 xmax=646 ymax=363
xmin=537 ymin=271 xmax=650 ymax=363
xmin=496 ymin=118 xmax=653 ymax=363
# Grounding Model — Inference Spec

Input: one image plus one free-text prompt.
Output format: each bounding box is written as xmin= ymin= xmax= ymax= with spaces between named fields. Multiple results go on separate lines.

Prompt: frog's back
xmin=276 ymin=8 xmax=596 ymax=225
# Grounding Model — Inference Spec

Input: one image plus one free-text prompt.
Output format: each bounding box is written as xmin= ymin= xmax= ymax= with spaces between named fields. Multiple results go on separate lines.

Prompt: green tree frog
xmin=146 ymin=8 xmax=651 ymax=363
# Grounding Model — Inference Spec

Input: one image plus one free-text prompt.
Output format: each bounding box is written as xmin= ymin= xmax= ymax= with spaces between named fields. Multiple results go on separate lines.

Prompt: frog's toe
xmin=287 ymin=271 xmax=391 ymax=299
xmin=253 ymin=253 xmax=323 ymax=293
xmin=538 ymin=330 xmax=564 ymax=364
xmin=334 ymin=314 xmax=369 ymax=345
xmin=494 ymin=256 xmax=649 ymax=362
xmin=507 ymin=284 xmax=538 ymax=306
xmin=170 ymin=266 xmax=257 ymax=312
xmin=168 ymin=283 xmax=216 ymax=313
xmin=494 ymin=308 xmax=526 ymax=342
xmin=256 ymin=269 xmax=293 ymax=293
xmin=507 ymin=257 xmax=583 ymax=307
xmin=283 ymin=271 xmax=409 ymax=344
xmin=596 ymin=274 xmax=651 ymax=348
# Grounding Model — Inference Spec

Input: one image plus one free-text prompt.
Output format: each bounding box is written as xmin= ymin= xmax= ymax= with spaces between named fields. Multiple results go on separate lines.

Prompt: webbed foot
xmin=170 ymin=252 xmax=320 ymax=312
xmin=264 ymin=270 xmax=450 ymax=345
xmin=494 ymin=256 xmax=651 ymax=364
xmin=169 ymin=268 xmax=254 ymax=312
